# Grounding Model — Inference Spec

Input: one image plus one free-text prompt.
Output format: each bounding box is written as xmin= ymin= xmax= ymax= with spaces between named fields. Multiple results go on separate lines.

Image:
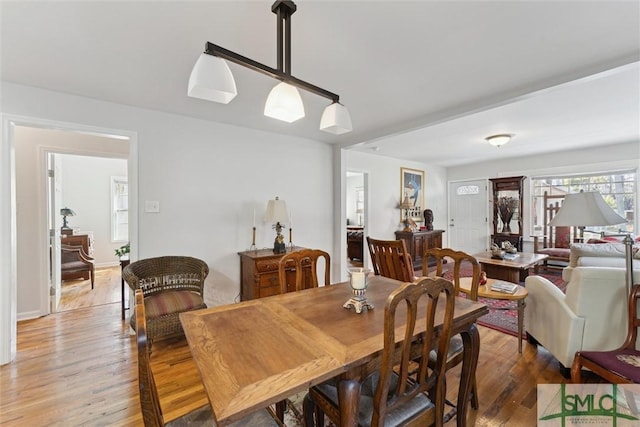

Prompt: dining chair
xmin=303 ymin=276 xmax=456 ymax=427
xmin=135 ymin=290 xmax=280 ymax=427
xmin=422 ymin=247 xmax=481 ymax=416
xmin=278 ymin=248 xmax=331 ymax=294
xmin=366 ymin=237 xmax=416 ymax=282
xmin=571 ymin=283 xmax=640 ymax=384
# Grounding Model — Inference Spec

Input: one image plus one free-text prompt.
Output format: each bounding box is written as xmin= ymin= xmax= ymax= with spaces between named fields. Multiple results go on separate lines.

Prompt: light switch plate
xmin=145 ymin=200 xmax=160 ymax=213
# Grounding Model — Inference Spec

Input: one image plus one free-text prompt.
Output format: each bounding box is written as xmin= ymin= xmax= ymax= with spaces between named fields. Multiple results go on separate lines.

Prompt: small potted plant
xmin=115 ymin=242 xmax=130 ymax=259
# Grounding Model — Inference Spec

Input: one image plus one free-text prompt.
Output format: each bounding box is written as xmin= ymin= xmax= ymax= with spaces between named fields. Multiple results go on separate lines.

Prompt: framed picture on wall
xmin=400 ymin=167 xmax=425 ymax=223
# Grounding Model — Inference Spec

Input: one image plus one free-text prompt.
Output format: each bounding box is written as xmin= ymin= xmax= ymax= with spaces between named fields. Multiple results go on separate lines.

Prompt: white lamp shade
xmin=320 ymin=102 xmax=352 ymax=135
xmin=188 ymin=54 xmax=237 ymax=104
xmin=548 ymin=191 xmax=627 ymax=227
xmin=486 ymin=134 xmax=511 ymax=147
xmin=264 ymin=82 xmax=305 ymax=123
xmin=264 ymin=197 xmax=290 ymax=224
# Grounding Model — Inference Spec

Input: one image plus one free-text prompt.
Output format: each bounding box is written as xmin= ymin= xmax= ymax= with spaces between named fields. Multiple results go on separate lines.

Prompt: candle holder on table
xmin=249 ymin=226 xmax=257 ymax=251
xmin=288 ymin=227 xmax=294 ymax=250
xmin=343 ymin=268 xmax=373 ymax=314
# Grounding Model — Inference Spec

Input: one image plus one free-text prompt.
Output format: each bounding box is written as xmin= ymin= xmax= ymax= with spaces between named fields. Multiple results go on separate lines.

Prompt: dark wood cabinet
xmin=489 ymin=176 xmax=526 ymax=251
xmin=394 ymin=229 xmax=444 ymax=270
xmin=238 ymin=247 xmax=310 ymax=300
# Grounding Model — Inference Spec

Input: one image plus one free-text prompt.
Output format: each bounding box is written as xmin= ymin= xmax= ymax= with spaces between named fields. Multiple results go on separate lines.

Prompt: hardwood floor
xmin=1 ymin=269 xmax=598 ymax=426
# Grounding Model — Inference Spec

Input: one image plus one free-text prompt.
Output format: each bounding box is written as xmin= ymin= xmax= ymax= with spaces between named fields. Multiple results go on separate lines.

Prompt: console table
xmin=238 ymin=247 xmax=309 ymax=300
xmin=395 ymin=229 xmax=444 ymax=270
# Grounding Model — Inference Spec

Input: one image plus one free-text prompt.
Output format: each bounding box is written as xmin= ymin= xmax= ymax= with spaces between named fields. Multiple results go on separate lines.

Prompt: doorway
xmin=448 ymin=179 xmax=489 ymax=253
xmin=50 ymin=152 xmax=128 ymax=313
xmin=346 ymin=171 xmax=366 ymax=269
xmin=14 ymin=124 xmax=133 ymax=319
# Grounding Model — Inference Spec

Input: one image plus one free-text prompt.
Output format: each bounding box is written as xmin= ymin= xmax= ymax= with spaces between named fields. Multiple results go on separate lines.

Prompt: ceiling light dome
xmin=485 ymin=134 xmax=512 ymax=147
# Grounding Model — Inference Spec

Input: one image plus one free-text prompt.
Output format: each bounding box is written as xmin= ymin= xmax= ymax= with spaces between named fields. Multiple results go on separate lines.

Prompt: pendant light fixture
xmin=187 ymin=0 xmax=352 ymax=134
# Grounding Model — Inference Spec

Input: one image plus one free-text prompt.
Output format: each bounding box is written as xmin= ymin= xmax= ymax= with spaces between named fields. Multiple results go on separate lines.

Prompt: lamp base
xmin=273 ymin=241 xmax=286 ymax=254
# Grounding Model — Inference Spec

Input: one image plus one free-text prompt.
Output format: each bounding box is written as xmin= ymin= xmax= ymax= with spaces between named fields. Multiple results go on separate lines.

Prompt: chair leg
xmin=275 ymin=400 xmax=286 ymax=424
xmin=90 ymin=269 xmax=95 ymax=289
xmin=470 ymin=377 xmax=479 ymax=410
xmin=303 ymin=394 xmax=316 ymax=427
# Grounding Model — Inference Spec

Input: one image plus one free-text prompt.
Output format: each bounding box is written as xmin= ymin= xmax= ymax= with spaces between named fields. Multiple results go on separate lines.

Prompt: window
xmin=532 ymin=170 xmax=636 ymax=235
xmin=111 ymin=176 xmax=128 ymax=242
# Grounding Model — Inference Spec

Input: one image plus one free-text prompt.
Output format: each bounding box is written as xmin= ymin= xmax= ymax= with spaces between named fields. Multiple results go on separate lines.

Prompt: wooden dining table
xmin=180 ymin=275 xmax=489 ymax=427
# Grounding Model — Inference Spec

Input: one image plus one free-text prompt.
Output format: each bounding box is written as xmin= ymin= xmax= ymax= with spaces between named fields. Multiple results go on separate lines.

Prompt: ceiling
xmin=2 ymin=1 xmax=639 ymax=167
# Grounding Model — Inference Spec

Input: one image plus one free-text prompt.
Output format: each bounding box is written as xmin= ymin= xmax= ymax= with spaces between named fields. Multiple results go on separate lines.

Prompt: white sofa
xmin=525 ymin=266 xmax=640 ymax=373
xmin=562 ymin=242 xmax=640 ymax=282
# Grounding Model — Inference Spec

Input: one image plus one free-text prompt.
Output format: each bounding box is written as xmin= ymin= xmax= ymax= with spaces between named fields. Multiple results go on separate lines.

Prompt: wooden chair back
xmin=373 ymin=277 xmax=455 ymax=426
xmin=422 ymin=247 xmax=481 ymax=300
xmin=135 ymin=289 xmax=165 ymax=427
xmin=123 ymin=256 xmax=209 ymax=298
xmin=541 ymin=191 xmax=579 ymax=249
xmin=366 ymin=237 xmax=415 ymax=282
xmin=278 ymin=249 xmax=331 ymax=294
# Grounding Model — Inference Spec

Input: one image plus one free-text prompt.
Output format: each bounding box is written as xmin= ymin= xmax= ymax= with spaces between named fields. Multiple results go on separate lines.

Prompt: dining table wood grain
xmin=180 ymin=275 xmax=489 ymax=427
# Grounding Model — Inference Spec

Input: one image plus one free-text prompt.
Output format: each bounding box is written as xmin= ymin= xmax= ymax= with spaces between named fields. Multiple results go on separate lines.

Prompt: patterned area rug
xmin=442 ymin=268 xmax=565 ymax=337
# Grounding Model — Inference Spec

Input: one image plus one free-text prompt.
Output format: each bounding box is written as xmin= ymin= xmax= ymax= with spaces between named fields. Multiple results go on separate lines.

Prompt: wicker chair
xmin=124 ymin=256 xmax=209 ymax=347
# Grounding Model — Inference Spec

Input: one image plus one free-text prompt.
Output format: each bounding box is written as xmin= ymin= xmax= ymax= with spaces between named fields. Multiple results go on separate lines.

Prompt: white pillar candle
xmin=351 ymin=271 xmax=366 ymax=290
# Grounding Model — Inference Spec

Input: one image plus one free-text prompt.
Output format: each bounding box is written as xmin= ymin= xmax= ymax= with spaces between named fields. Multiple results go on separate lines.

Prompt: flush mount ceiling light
xmin=485 ymin=134 xmax=512 ymax=147
xmin=188 ymin=0 xmax=352 ymax=134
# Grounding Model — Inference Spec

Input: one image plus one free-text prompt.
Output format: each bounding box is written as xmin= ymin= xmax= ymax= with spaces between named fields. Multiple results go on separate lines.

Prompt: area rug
xmin=441 ymin=267 xmax=566 ymax=337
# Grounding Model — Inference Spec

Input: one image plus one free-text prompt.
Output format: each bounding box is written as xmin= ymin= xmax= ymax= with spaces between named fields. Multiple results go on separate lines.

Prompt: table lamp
xmin=264 ymin=197 xmax=289 ymax=254
xmin=549 ymin=191 xmax=632 ymax=293
xmin=399 ymin=195 xmax=413 ymax=232
xmin=60 ymin=207 xmax=76 ymax=229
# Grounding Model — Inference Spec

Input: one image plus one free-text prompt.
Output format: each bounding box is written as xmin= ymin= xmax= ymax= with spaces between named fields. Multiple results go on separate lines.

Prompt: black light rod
xmin=204 ymin=42 xmax=340 ymax=103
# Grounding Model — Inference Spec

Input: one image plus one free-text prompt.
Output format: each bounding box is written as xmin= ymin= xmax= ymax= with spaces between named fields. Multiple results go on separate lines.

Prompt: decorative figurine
xmin=423 ymin=209 xmax=434 ymax=231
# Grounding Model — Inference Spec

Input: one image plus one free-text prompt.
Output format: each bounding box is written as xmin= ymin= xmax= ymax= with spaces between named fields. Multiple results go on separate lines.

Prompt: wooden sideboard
xmin=394 ymin=229 xmax=444 ymax=270
xmin=238 ymin=246 xmax=311 ymax=300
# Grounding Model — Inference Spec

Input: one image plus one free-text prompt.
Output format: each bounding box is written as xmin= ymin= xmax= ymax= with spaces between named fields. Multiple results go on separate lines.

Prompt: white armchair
xmin=525 ymin=266 xmax=639 ymax=375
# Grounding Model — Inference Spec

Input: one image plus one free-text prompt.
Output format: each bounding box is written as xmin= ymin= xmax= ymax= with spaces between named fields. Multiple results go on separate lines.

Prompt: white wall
xmin=447 ymin=140 xmax=640 ymax=248
xmin=3 ymin=82 xmax=334 ymax=319
xmin=344 ymin=149 xmax=448 ymax=245
xmin=60 ymin=154 xmax=128 ymax=266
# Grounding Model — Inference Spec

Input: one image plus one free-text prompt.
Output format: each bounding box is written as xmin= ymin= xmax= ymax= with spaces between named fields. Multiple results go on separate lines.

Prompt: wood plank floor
xmin=1 ymin=269 xmax=600 ymax=426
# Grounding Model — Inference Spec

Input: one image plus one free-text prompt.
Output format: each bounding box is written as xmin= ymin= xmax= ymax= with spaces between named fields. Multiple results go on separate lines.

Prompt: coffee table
xmin=459 ymin=277 xmax=528 ymax=353
xmin=472 ymin=251 xmax=548 ymax=283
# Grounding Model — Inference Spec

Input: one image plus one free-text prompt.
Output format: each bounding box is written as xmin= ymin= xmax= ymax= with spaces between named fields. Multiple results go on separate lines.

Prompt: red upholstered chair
xmin=571 ymin=284 xmax=640 ymax=384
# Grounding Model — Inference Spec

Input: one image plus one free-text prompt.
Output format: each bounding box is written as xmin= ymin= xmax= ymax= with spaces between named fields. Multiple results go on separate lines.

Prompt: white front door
xmin=448 ymin=179 xmax=488 ymax=253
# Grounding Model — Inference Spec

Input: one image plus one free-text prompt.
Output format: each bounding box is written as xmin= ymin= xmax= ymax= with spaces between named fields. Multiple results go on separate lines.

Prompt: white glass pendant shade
xmin=320 ymin=102 xmax=352 ymax=134
xmin=188 ymin=54 xmax=237 ymax=104
xmin=264 ymin=82 xmax=305 ymax=123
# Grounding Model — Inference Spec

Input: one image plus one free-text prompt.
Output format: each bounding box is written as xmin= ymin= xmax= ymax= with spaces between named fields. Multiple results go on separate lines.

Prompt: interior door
xmin=448 ymin=179 xmax=488 ymax=253
xmin=47 ymin=153 xmax=62 ymax=313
